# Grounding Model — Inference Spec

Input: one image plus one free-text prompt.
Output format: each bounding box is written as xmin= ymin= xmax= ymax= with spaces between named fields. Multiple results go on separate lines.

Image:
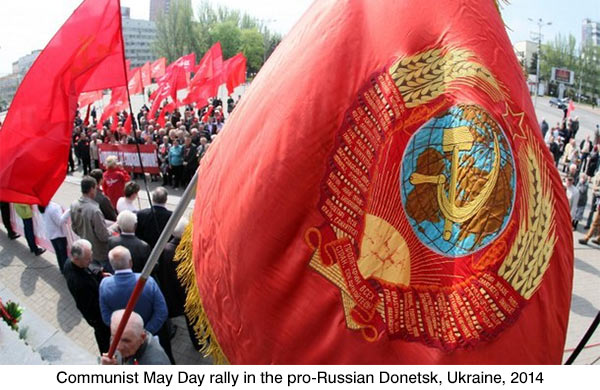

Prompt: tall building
xmin=150 ymin=0 xmax=191 ymax=21
xmin=150 ymin=0 xmax=170 ymax=21
xmin=121 ymin=7 xmax=157 ymax=68
xmin=582 ymin=18 xmax=600 ymax=47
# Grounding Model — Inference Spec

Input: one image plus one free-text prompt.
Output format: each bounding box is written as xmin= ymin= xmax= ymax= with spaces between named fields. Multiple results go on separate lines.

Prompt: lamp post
xmin=529 ymin=18 xmax=552 ymax=108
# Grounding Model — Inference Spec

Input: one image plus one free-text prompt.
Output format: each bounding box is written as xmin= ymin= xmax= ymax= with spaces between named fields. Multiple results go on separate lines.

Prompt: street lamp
xmin=528 ymin=18 xmax=552 ymax=108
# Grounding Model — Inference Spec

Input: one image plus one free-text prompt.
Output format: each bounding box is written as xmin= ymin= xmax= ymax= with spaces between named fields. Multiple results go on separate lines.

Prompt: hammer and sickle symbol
xmin=410 ymin=126 xmax=500 ymax=241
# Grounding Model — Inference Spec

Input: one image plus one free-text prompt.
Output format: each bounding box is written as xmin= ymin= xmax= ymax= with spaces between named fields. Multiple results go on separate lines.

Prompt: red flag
xmin=151 ymin=57 xmax=166 ymax=79
xmin=0 ymin=0 xmax=127 ymax=204
xmin=141 ymin=62 xmax=152 ymax=87
xmin=111 ymin=114 xmax=120 ymax=131
xmin=191 ymin=43 xmax=223 ymax=88
xmin=78 ymin=91 xmax=103 ymax=107
xmin=100 ymin=87 xmax=129 ymax=124
xmin=168 ymin=53 xmax=196 ymax=73
xmin=157 ymin=109 xmax=167 ymax=129
xmin=127 ymin=67 xmax=143 ymax=95
xmin=222 ymin=53 xmax=247 ymax=95
xmin=123 ymin=113 xmax=132 ymax=134
xmin=185 ymin=0 xmax=573 ymax=364
xmin=567 ymin=100 xmax=575 ymax=117
xmin=185 ymin=43 xmax=224 ymax=104
xmin=83 ymin=104 xmax=91 ymax=127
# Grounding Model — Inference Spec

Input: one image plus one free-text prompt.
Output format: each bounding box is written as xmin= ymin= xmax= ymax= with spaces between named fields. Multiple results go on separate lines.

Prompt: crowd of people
xmin=0 ymin=96 xmax=242 ymax=365
xmin=69 ymin=96 xmax=238 ymax=191
xmin=541 ymin=116 xmax=600 ymax=245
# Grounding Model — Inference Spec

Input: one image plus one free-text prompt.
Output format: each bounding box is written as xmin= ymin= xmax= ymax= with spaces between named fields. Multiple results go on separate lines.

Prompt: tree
xmin=153 ymin=0 xmax=203 ymax=63
xmin=540 ymin=33 xmax=577 ymax=81
xmin=528 ymin=52 xmax=538 ymax=75
xmin=210 ymin=21 xmax=242 ymax=59
xmin=240 ymin=29 xmax=265 ymax=74
xmin=579 ymin=44 xmax=600 ymax=98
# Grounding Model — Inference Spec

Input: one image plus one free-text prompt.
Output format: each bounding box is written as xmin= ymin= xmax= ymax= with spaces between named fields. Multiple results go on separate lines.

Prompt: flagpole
xmin=107 ymin=170 xmax=198 ymax=359
xmin=565 ymin=310 xmax=600 ymax=364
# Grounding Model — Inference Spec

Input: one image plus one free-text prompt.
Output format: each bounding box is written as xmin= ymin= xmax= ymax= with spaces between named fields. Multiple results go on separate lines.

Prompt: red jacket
xmin=102 ymin=168 xmax=130 ymax=208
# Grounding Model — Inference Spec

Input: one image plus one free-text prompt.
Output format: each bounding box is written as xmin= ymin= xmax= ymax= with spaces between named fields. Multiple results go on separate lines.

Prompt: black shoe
xmin=592 ymin=239 xmax=600 ymax=246
xmin=34 ymin=248 xmax=46 ymax=256
xmin=579 ymin=238 xmax=589 ymax=245
xmin=584 ymin=226 xmax=591 ymax=230
xmin=8 ymin=233 xmax=20 ymax=240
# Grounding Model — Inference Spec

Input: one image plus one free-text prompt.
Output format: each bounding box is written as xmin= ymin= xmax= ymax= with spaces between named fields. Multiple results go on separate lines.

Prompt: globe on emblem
xmin=400 ymin=105 xmax=516 ymax=257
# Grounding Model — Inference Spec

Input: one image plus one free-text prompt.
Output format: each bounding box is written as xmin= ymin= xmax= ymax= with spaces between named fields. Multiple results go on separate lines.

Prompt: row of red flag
xmin=93 ymin=45 xmax=246 ymax=130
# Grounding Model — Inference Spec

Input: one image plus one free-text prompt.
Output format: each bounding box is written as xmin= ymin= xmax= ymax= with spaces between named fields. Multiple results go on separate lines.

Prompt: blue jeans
xmin=50 ymin=237 xmax=68 ymax=273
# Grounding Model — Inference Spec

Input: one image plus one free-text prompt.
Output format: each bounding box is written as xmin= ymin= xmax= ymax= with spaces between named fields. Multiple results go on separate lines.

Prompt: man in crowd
xmin=108 ymin=211 xmax=151 ymax=273
xmin=90 ymin=169 xmax=118 ymax=221
xmin=100 ymin=310 xmax=170 ymax=365
xmin=76 ymin=132 xmax=92 ymax=175
xmin=182 ymin=134 xmax=198 ymax=186
xmin=63 ymin=239 xmax=111 ymax=354
xmin=136 ymin=187 xmax=172 ymax=249
xmin=70 ymin=176 xmax=112 ymax=272
xmin=99 ymin=245 xmax=173 ymax=363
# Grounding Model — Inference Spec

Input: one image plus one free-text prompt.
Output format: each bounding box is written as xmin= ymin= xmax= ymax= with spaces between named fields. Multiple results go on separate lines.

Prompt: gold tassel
xmin=175 ymin=222 xmax=229 ymax=364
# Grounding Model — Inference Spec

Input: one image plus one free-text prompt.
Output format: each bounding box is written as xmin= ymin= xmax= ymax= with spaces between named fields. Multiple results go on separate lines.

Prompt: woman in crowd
xmin=102 ymin=156 xmax=131 ymax=208
xmin=168 ymin=138 xmax=184 ymax=190
xmin=116 ymin=181 xmax=141 ymax=213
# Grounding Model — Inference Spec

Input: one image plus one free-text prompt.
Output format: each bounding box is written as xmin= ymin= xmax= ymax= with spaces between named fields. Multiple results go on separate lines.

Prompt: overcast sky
xmin=0 ymin=0 xmax=599 ymax=76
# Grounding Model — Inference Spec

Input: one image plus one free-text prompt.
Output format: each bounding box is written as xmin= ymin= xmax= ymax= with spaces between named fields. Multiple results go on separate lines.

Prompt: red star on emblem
xmin=502 ymin=103 xmax=528 ymax=141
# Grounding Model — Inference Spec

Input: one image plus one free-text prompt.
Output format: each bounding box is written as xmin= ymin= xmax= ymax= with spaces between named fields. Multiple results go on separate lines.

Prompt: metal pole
xmin=535 ymin=22 xmax=541 ymax=108
xmin=107 ymin=170 xmax=198 ymax=358
xmin=565 ymin=310 xmax=600 ymax=364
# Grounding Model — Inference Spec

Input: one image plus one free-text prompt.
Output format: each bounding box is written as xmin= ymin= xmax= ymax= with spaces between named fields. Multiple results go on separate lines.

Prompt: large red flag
xmin=183 ymin=0 xmax=573 ymax=364
xmin=0 ymin=0 xmax=127 ymax=204
xmin=151 ymin=57 xmax=167 ymax=79
xmin=222 ymin=53 xmax=246 ymax=95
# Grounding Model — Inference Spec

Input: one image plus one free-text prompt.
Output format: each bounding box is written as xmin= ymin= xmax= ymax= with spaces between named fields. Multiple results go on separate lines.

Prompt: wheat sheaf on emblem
xmin=498 ymin=144 xmax=557 ymax=299
xmin=388 ymin=47 xmax=506 ymax=107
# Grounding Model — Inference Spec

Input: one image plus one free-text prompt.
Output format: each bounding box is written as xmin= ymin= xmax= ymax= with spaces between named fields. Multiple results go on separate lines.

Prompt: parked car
xmin=549 ymin=97 xmax=569 ymax=110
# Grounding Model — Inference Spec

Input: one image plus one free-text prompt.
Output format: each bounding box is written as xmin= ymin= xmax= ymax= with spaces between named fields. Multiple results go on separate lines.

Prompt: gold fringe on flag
xmin=174 ymin=222 xmax=229 ymax=364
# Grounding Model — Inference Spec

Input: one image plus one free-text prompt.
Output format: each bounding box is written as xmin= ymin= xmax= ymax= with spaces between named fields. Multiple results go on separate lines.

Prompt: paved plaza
xmin=0 ymin=96 xmax=599 ymax=365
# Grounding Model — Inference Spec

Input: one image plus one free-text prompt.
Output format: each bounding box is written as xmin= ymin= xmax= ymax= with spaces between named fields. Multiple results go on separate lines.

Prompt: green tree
xmin=240 ymin=28 xmax=265 ymax=74
xmin=578 ymin=44 xmax=600 ymax=98
xmin=528 ymin=52 xmax=538 ymax=75
xmin=153 ymin=0 xmax=203 ymax=63
xmin=540 ymin=33 xmax=578 ymax=81
xmin=210 ymin=21 xmax=242 ymax=59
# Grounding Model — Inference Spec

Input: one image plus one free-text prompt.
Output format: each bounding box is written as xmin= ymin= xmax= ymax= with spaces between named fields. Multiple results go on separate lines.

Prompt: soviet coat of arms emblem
xmin=305 ymin=47 xmax=557 ymax=350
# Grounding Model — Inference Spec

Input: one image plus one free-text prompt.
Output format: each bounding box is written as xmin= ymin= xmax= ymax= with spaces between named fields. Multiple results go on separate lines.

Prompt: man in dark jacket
xmin=90 ymin=169 xmax=118 ymax=221
xmin=108 ymin=210 xmax=151 ymax=273
xmin=136 ymin=187 xmax=172 ymax=249
xmin=76 ymin=133 xmax=92 ymax=175
xmin=63 ymin=239 xmax=110 ymax=353
xmin=182 ymin=134 xmax=198 ymax=186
